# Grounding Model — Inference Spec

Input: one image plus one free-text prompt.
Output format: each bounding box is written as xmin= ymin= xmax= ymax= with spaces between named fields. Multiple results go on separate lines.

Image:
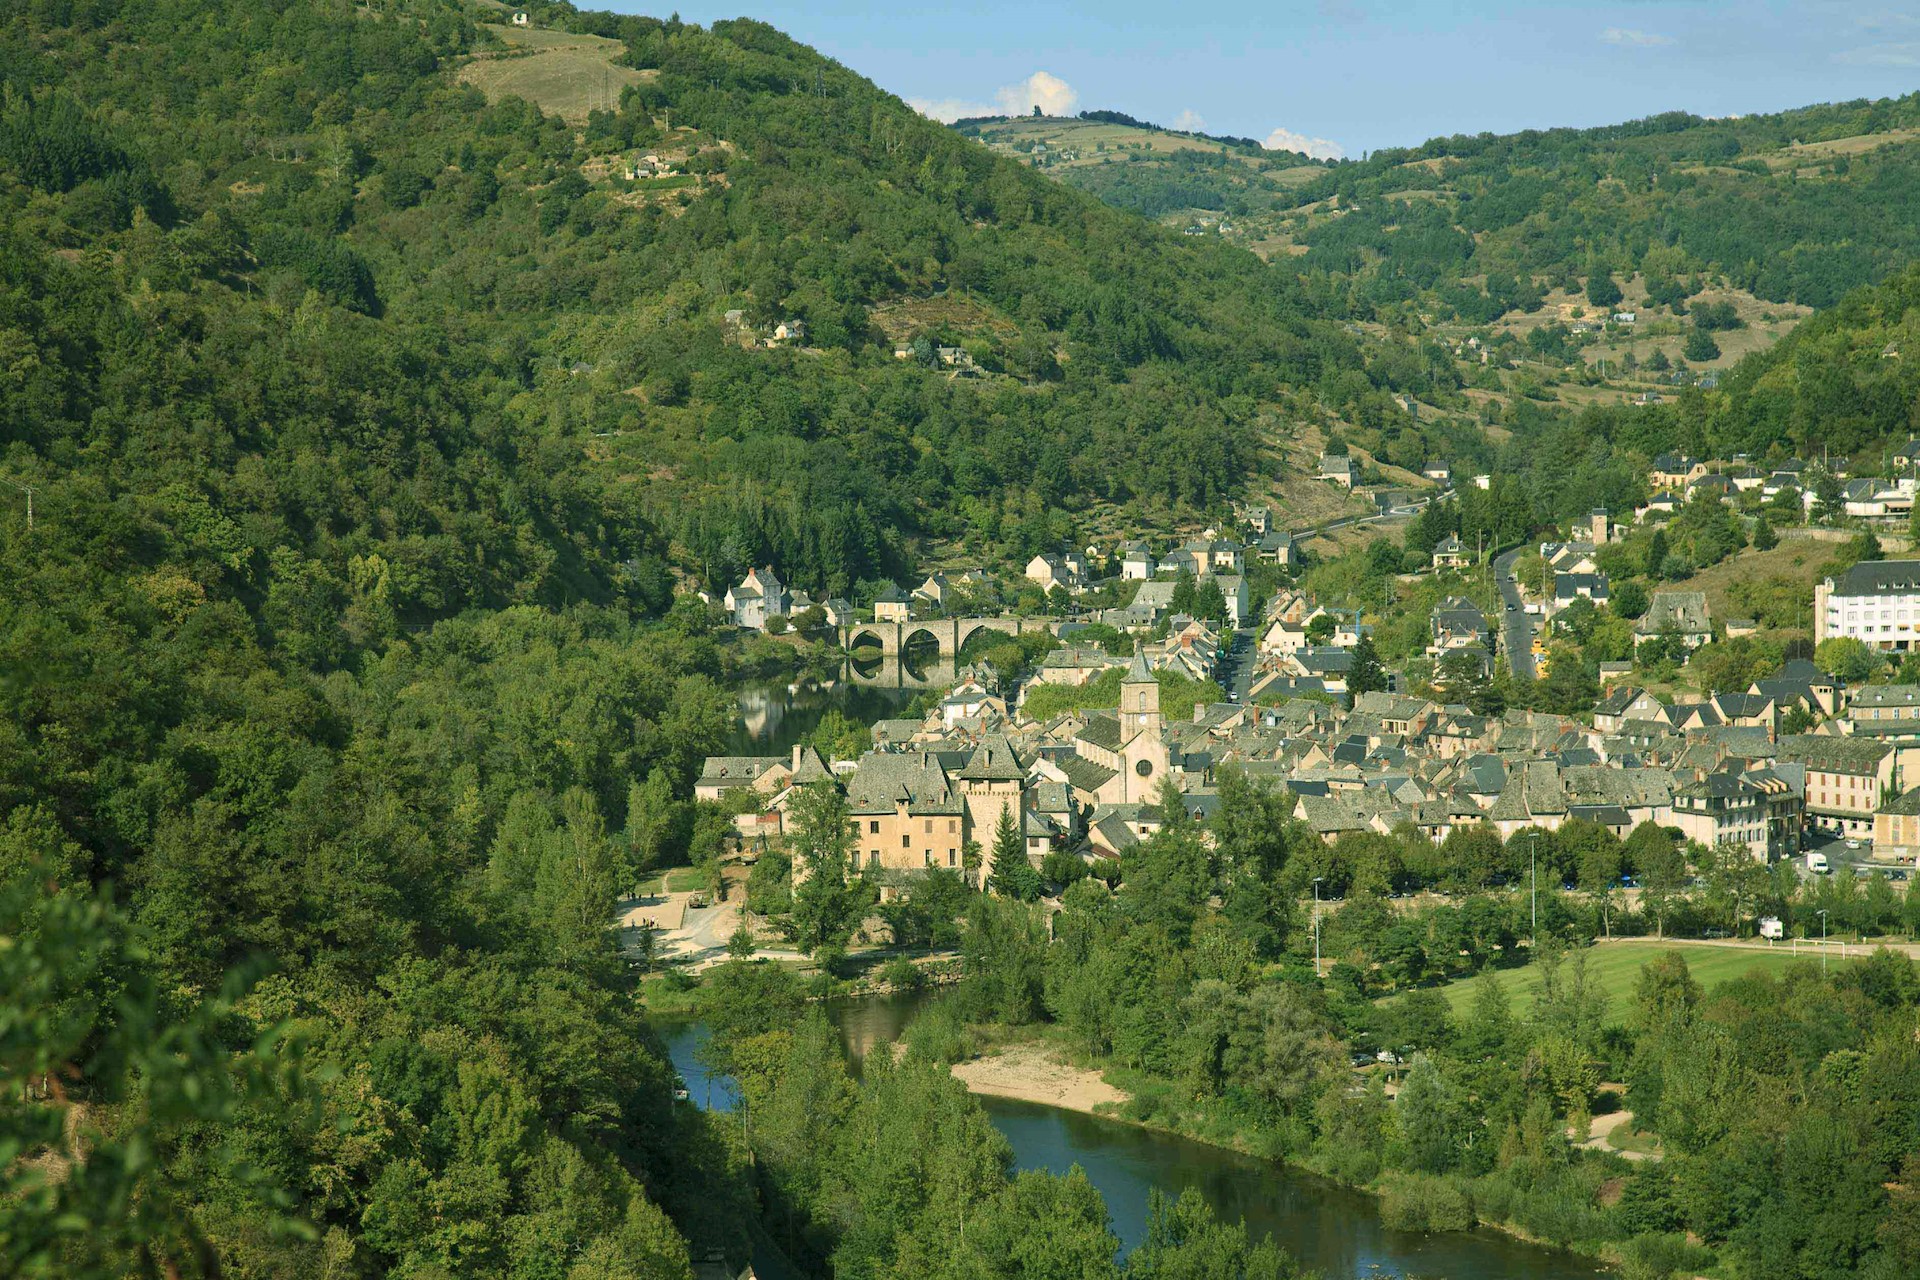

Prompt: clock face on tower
xmin=1135 ymin=759 xmax=1153 ymax=777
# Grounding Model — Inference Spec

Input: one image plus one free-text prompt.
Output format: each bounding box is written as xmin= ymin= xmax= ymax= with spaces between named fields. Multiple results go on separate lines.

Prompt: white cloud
xmin=1263 ymin=126 xmax=1345 ymax=161
xmin=1601 ymin=27 xmax=1675 ymax=47
xmin=1834 ymin=41 xmax=1920 ymax=65
xmin=908 ymin=70 xmax=1079 ymax=123
xmin=1172 ymin=108 xmax=1206 ymax=132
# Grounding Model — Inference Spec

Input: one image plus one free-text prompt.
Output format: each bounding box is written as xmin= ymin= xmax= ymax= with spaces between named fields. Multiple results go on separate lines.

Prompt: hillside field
xmin=1395 ymin=939 xmax=1868 ymax=1025
xmin=458 ymin=21 xmax=652 ymax=122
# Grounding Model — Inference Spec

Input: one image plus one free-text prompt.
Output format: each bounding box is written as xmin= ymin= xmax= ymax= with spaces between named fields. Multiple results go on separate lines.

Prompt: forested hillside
xmin=0 ymin=0 xmax=1349 ymax=1274
xmin=1012 ymin=95 xmax=1920 ymax=319
xmin=4 ymin=0 xmax=1438 ymax=599
xmin=951 ymin=111 xmax=1330 ymax=220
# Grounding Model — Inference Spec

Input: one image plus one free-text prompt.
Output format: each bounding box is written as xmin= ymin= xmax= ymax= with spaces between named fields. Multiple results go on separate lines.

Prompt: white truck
xmin=1806 ymin=850 xmax=1831 ymax=875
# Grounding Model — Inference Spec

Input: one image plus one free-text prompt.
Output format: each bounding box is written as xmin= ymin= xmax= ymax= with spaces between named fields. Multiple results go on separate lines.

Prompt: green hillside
xmin=987 ymin=97 xmax=1920 ymax=417
xmin=0 ymin=1 xmax=1360 ymax=1274
xmin=951 ymin=112 xmax=1330 ymax=222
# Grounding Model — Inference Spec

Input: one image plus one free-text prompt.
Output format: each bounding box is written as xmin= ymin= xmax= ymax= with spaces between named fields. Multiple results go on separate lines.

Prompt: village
xmin=684 ymin=439 xmax=1920 ymax=940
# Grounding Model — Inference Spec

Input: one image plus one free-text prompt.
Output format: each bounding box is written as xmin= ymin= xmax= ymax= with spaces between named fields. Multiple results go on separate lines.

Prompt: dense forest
xmin=1283 ymin=96 xmax=1920 ymax=314
xmin=0 ymin=0 xmax=1362 ymax=1273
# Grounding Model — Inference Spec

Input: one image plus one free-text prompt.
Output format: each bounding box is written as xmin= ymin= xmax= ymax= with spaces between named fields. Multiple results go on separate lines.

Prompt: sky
xmin=601 ymin=1 xmax=1920 ymax=158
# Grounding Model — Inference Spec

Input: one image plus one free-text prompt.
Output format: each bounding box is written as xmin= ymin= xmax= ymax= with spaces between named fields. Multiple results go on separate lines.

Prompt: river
xmin=659 ymin=994 xmax=1602 ymax=1280
xmin=724 ymin=674 xmax=922 ymax=756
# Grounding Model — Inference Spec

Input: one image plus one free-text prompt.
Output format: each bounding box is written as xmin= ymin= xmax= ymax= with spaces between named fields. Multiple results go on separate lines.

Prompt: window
xmin=869 ymin=820 xmax=881 ymax=834
xmin=868 ymin=852 xmax=880 ymax=867
xmin=948 ymin=850 xmax=957 ymax=866
xmin=924 ymin=819 xmax=933 ymax=834
xmin=901 ymin=834 xmax=910 ymax=848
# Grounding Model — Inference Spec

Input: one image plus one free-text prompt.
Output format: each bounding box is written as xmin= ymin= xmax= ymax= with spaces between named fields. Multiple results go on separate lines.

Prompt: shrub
xmin=1379 ymin=1172 xmax=1474 ymax=1232
xmin=1616 ymin=1232 xmax=1713 ymax=1280
xmin=880 ymin=954 xmax=923 ymax=992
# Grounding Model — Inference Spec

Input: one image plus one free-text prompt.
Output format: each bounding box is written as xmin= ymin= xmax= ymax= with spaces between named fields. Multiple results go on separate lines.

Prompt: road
xmin=1219 ymin=627 xmax=1254 ymax=702
xmin=1492 ymin=546 xmax=1538 ymax=680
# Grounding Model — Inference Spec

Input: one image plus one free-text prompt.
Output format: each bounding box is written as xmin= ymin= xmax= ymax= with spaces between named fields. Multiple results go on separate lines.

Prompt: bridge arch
xmin=953 ymin=617 xmax=1020 ymax=654
xmin=845 ymin=626 xmax=893 ymax=658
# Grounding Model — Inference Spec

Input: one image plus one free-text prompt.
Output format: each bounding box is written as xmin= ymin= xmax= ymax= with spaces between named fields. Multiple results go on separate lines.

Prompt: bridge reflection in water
xmin=842 ymin=652 xmax=956 ymax=689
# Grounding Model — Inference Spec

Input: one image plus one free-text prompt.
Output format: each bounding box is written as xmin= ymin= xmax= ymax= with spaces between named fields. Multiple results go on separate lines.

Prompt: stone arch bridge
xmin=837 ymin=616 xmax=1057 ymax=662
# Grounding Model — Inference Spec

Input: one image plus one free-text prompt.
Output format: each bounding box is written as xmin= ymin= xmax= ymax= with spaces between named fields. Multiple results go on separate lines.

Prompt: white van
xmin=1806 ymin=851 xmax=1830 ymax=874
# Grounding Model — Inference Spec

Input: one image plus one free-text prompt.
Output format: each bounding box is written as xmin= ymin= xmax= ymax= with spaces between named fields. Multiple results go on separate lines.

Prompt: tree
xmin=1683 ymin=328 xmax=1721 ymax=363
xmin=989 ymin=804 xmax=1042 ymax=900
xmin=1 ymin=880 xmax=309 ymax=1280
xmin=787 ymin=783 xmax=871 ymax=955
xmin=1585 ymin=272 xmax=1623 ymax=307
xmin=1751 ymin=513 xmax=1777 ymax=550
xmin=1815 ymin=636 xmax=1881 ymax=684
xmin=1347 ymin=633 xmax=1386 ymax=700
xmin=1129 ymin=1186 xmax=1302 ymax=1280
xmin=1611 ymin=579 xmax=1649 ymax=619
xmin=807 ymin=709 xmax=868 ymax=763
xmin=1634 ymin=950 xmax=1702 ymax=1031
xmin=1193 ymin=578 xmax=1228 ymax=623
xmin=959 ymin=896 xmax=1049 ymax=1024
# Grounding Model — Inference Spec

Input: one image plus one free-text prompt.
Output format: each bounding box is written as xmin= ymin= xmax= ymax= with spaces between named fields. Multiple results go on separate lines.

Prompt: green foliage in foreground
xmin=1022 ymin=666 xmax=1225 ymax=723
xmin=936 ymin=771 xmax=1920 ymax=1279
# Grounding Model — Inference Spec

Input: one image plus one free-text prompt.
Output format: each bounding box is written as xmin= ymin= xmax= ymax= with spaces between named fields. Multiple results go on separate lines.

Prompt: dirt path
xmin=950 ymin=1044 xmax=1129 ymax=1115
xmin=1576 ymin=1108 xmax=1660 ymax=1162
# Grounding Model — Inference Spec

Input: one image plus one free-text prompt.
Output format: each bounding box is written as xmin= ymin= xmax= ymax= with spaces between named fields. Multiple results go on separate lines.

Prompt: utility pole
xmin=4 ymin=479 xmax=33 ymax=533
xmin=1530 ymin=834 xmax=1538 ymax=945
xmin=1817 ymin=908 xmax=1829 ymax=975
xmin=1312 ymin=877 xmax=1324 ymax=976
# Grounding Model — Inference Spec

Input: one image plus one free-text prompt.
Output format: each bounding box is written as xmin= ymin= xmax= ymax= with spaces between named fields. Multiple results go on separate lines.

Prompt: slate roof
xmin=1075 ymin=714 xmax=1125 ymax=752
xmin=698 ymin=756 xmax=784 ymax=786
xmin=959 ymin=734 xmax=1027 ymax=782
xmin=1829 ymin=559 xmax=1920 ymax=597
xmin=1637 ymin=590 xmax=1711 ymax=636
xmin=1777 ymin=734 xmax=1892 ymax=774
xmin=845 ymin=751 xmax=963 ymax=815
xmin=1056 ymin=754 xmax=1119 ymax=794
xmin=790 ymin=745 xmax=832 ymax=784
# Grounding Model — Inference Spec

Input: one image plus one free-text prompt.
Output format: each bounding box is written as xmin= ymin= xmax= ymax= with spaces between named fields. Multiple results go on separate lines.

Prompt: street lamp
xmin=1312 ymin=877 xmax=1324 ymax=976
xmin=1817 ymin=908 xmax=1829 ymax=975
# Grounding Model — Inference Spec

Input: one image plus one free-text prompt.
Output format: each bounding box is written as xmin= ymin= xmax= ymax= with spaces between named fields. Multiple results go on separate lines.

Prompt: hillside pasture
xmin=459 ymin=22 xmax=653 ymax=123
xmin=1395 ymin=939 xmax=1864 ymax=1025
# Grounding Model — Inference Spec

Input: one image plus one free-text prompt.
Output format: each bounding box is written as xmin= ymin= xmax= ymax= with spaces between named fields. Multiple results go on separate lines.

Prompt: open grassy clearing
xmin=459 ymin=22 xmax=653 ymax=123
xmin=967 ymin=116 xmax=1308 ymax=172
xmin=1394 ymin=939 xmax=1866 ymax=1024
xmin=1761 ymin=128 xmax=1920 ymax=169
xmin=1665 ymin=538 xmax=1836 ymax=631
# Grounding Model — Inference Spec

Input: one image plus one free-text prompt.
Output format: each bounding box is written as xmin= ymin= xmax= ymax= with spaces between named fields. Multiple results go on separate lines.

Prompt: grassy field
xmin=965 ymin=116 xmax=1323 ymax=179
xmin=1761 ymin=128 xmax=1920 ymax=171
xmin=458 ymin=22 xmax=653 ymax=123
xmin=1665 ymin=536 xmax=1841 ymax=633
xmin=1398 ymin=939 xmax=1865 ymax=1024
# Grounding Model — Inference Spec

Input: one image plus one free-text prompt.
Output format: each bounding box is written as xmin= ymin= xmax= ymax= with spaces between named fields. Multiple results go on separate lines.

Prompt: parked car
xmin=1805 ymin=851 xmax=1830 ymax=875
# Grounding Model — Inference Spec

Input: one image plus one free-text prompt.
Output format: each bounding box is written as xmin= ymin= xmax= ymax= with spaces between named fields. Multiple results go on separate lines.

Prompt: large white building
xmin=1816 ymin=560 xmax=1920 ymax=653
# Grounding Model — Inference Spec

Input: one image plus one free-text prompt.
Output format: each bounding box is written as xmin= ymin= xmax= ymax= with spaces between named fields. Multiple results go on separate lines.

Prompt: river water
xmin=724 ymin=675 xmax=920 ymax=756
xmin=658 ymin=994 xmax=1601 ymax=1280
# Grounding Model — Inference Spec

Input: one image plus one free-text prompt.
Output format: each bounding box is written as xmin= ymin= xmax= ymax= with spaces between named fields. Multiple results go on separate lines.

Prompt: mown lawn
xmin=1398 ymin=939 xmax=1864 ymax=1024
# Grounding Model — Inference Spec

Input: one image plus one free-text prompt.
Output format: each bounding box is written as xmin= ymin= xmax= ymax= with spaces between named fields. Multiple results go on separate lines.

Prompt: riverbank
xmin=951 ymin=1042 xmax=1130 ymax=1114
xmin=951 ymin=1033 xmax=1624 ymax=1273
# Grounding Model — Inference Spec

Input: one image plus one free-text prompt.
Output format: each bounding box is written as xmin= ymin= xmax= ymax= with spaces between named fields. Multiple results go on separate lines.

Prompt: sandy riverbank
xmin=950 ymin=1043 xmax=1130 ymax=1115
